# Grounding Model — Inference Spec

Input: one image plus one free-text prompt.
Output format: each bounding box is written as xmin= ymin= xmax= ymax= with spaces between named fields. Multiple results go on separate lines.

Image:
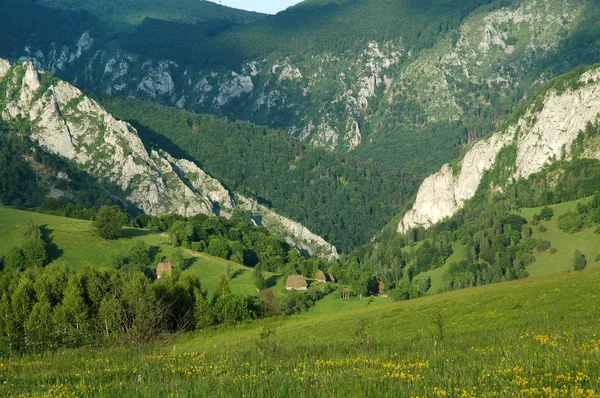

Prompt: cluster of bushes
xmin=0 ymin=237 xmax=270 ymax=354
xmin=558 ymin=193 xmax=600 ymax=233
xmin=279 ymin=284 xmax=336 ymax=316
xmin=152 ymin=213 xmax=330 ymax=275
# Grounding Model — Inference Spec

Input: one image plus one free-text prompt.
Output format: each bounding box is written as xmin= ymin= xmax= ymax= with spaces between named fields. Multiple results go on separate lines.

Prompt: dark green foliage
xmin=536 ymin=240 xmax=551 ymax=253
xmin=558 ymin=212 xmax=584 ymax=233
xmin=207 ymin=237 xmax=232 ymax=260
xmin=98 ymin=96 xmax=417 ymax=252
xmin=0 ymin=256 xmax=270 ymax=353
xmin=389 ymin=282 xmax=420 ymax=302
xmin=557 ymin=194 xmax=600 ymax=233
xmin=162 ymin=214 xmax=325 ymax=274
xmin=93 ymin=206 xmax=127 ymax=240
xmin=213 ymin=295 xmax=266 ymax=325
xmin=279 ymin=284 xmax=335 ymax=316
xmin=539 ymin=206 xmax=554 ymax=221
xmin=573 ymin=250 xmax=587 ymax=271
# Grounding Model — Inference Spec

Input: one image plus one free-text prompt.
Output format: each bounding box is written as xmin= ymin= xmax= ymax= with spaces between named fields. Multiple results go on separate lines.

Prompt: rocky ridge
xmin=0 ymin=60 xmax=338 ymax=258
xmin=398 ymin=65 xmax=600 ymax=233
xmin=13 ymin=0 xmax=588 ymax=160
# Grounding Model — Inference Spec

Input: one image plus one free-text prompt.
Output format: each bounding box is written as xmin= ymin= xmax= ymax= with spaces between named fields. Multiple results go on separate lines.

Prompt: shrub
xmin=93 ymin=205 xmax=126 ymax=240
xmin=538 ymin=225 xmax=547 ymax=233
xmin=574 ymin=250 xmax=587 ymax=271
xmin=536 ymin=240 xmax=551 ymax=252
xmin=558 ymin=211 xmax=584 ymax=233
xmin=550 ymin=248 xmax=558 ymax=254
xmin=540 ymin=206 xmax=554 ymax=221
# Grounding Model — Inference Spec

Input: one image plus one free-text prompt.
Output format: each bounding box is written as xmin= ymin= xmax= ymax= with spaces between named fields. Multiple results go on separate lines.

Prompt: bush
xmin=574 ymin=250 xmax=587 ymax=271
xmin=93 ymin=206 xmax=126 ymax=240
xmin=536 ymin=240 xmax=551 ymax=252
xmin=389 ymin=282 xmax=420 ymax=301
xmin=540 ymin=206 xmax=554 ymax=221
xmin=538 ymin=225 xmax=547 ymax=233
xmin=550 ymin=248 xmax=558 ymax=254
xmin=558 ymin=211 xmax=584 ymax=233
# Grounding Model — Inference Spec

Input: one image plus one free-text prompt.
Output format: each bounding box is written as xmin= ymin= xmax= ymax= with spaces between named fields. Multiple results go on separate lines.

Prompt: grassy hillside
xmin=3 ymin=265 xmax=600 ymax=396
xmin=409 ymin=198 xmax=600 ymax=294
xmin=519 ymin=200 xmax=600 ymax=278
xmin=0 ymin=207 xmax=276 ymax=297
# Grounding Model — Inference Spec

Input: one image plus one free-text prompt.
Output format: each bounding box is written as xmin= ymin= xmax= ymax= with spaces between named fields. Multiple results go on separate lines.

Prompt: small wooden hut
xmin=315 ymin=270 xmax=327 ymax=283
xmin=285 ymin=275 xmax=308 ymax=291
xmin=156 ymin=262 xmax=173 ymax=279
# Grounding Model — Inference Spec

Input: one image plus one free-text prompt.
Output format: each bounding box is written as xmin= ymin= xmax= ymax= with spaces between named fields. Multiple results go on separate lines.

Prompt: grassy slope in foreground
xmin=0 ymin=207 xmax=281 ymax=297
xmin=2 ymin=267 xmax=600 ymax=396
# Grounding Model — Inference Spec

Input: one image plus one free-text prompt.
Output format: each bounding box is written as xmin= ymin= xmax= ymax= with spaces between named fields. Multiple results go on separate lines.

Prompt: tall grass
xmin=2 ymin=268 xmax=599 ymax=397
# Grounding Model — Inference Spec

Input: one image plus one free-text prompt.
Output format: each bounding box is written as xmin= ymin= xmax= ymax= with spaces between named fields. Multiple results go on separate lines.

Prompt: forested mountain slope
xmin=3 ymin=0 xmax=600 ymax=177
xmin=399 ymin=64 xmax=600 ymax=233
xmin=37 ymin=0 xmax=265 ymax=27
xmin=97 ymin=96 xmax=417 ymax=253
xmin=341 ymin=65 xmax=600 ymax=297
xmin=0 ymin=60 xmax=338 ymax=258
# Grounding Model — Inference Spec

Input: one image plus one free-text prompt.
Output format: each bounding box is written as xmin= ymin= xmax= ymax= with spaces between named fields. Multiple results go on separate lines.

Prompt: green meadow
xmin=1 ymin=266 xmax=599 ymax=397
xmin=0 ymin=207 xmax=277 ymax=297
xmin=1 ymin=205 xmax=600 ymax=396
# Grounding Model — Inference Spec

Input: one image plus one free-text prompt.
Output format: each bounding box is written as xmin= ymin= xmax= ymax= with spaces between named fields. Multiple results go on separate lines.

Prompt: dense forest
xmin=98 ymin=96 xmax=417 ymax=252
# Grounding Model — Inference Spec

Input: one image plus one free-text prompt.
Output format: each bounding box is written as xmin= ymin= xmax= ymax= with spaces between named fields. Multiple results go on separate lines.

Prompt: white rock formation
xmin=0 ymin=59 xmax=10 ymax=79
xmin=399 ymin=67 xmax=600 ymax=233
xmin=0 ymin=60 xmax=338 ymax=258
xmin=0 ymin=61 xmax=217 ymax=216
xmin=237 ymin=196 xmax=339 ymax=260
xmin=216 ymin=72 xmax=254 ymax=106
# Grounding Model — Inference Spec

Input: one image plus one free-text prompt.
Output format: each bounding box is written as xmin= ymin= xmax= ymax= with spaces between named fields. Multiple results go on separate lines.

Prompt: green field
xmin=0 ymin=207 xmax=277 ymax=297
xmin=2 ymin=266 xmax=599 ymax=396
xmin=409 ymin=199 xmax=600 ymax=295
xmin=519 ymin=201 xmax=600 ymax=277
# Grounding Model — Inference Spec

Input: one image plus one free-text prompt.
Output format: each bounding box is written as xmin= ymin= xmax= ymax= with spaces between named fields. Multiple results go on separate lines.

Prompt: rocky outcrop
xmin=0 ymin=60 xmax=338 ymax=258
xmin=1 ymin=61 xmax=218 ymax=216
xmin=399 ymin=66 xmax=600 ymax=233
xmin=237 ymin=196 xmax=339 ymax=260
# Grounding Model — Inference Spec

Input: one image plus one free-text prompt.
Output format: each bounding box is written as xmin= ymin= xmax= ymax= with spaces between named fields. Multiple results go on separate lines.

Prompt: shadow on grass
xmin=121 ymin=228 xmax=156 ymax=239
xmin=230 ymin=268 xmax=246 ymax=280
xmin=266 ymin=274 xmax=282 ymax=289
xmin=40 ymin=224 xmax=63 ymax=262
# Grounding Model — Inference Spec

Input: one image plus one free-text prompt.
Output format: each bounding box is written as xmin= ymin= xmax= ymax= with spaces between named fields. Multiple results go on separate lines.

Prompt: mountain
xmin=340 ymin=65 xmax=600 ymax=295
xmin=3 ymin=0 xmax=600 ymax=178
xmin=0 ymin=59 xmax=338 ymax=258
xmin=399 ymin=64 xmax=600 ymax=233
xmin=95 ymin=95 xmax=417 ymax=253
xmin=36 ymin=0 xmax=265 ymax=27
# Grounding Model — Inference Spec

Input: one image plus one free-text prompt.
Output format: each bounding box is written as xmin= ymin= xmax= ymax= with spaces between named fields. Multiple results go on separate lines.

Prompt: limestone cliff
xmin=398 ymin=66 xmax=600 ymax=233
xmin=0 ymin=60 xmax=338 ymax=258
